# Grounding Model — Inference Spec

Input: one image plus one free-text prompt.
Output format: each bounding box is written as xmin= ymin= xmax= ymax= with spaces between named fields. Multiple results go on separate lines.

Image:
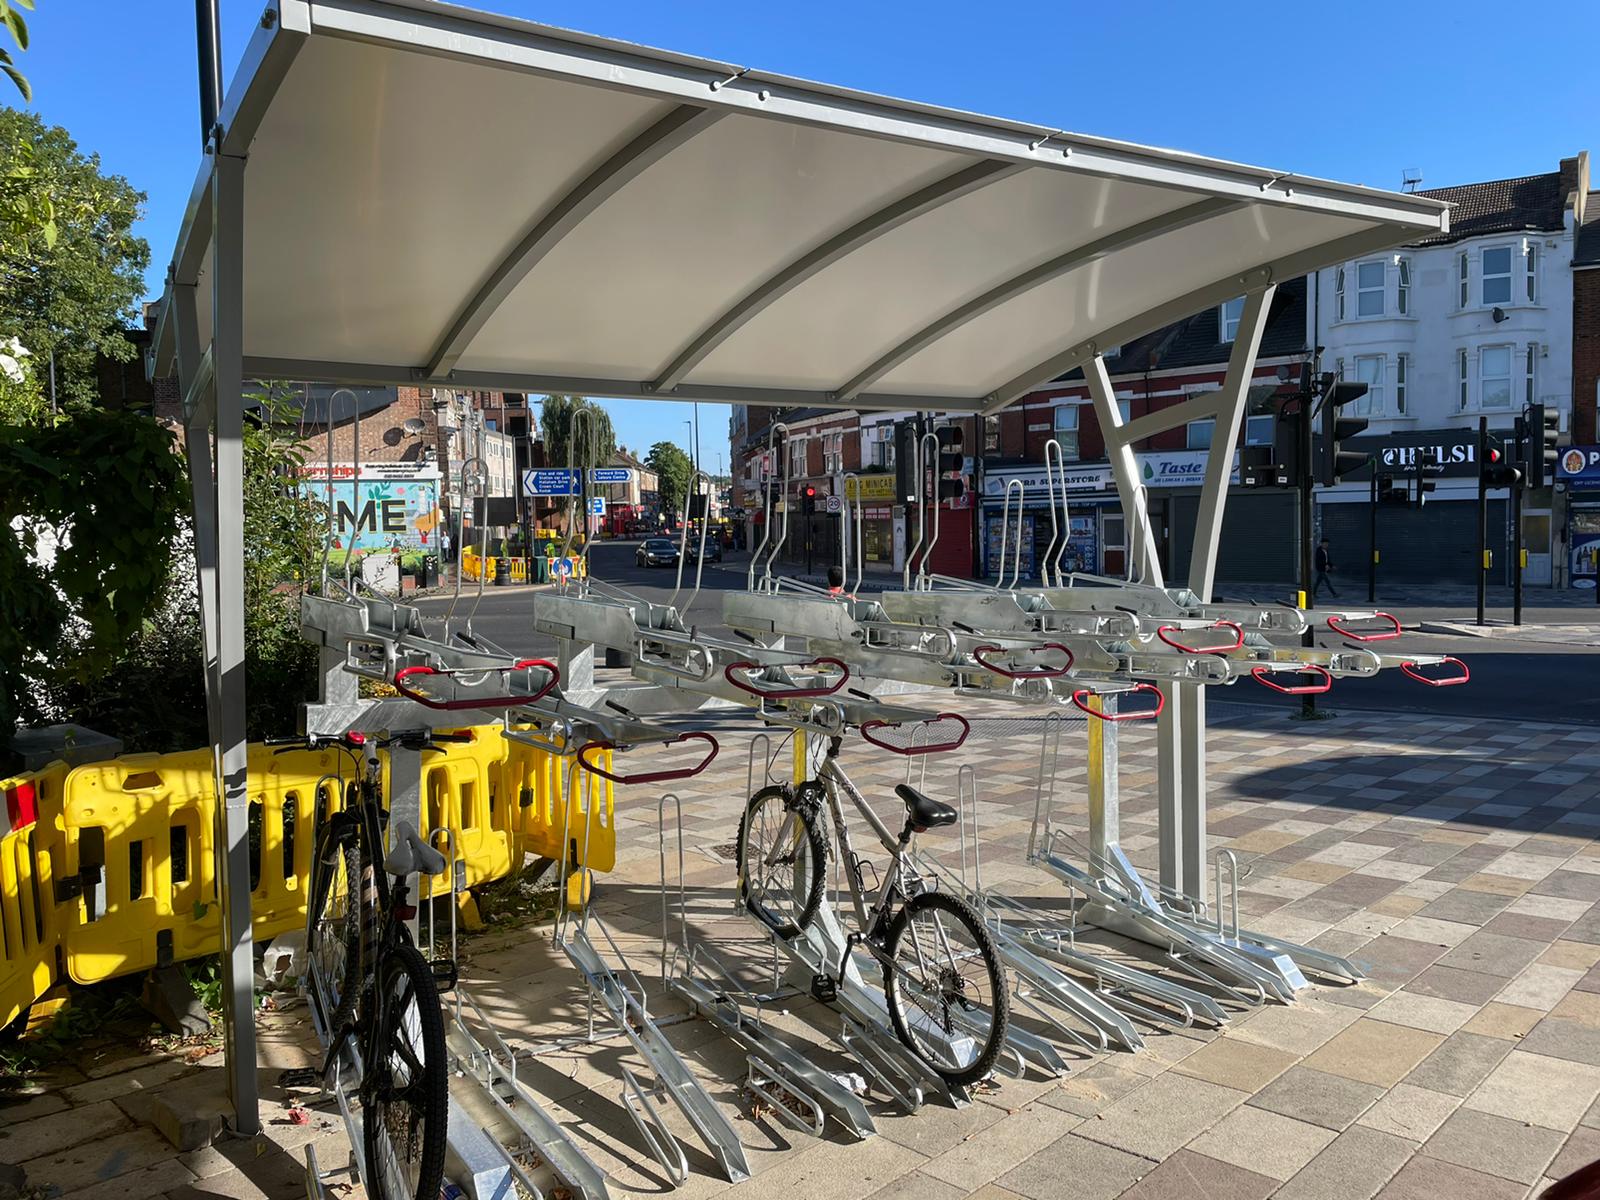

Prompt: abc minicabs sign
xmin=1558 ymin=445 xmax=1600 ymax=491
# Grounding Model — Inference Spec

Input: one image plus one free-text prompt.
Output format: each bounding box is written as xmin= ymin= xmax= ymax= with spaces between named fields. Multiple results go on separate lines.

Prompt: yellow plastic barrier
xmin=0 ymin=728 xmax=619 ymax=998
xmin=0 ymin=762 xmax=68 ymax=1031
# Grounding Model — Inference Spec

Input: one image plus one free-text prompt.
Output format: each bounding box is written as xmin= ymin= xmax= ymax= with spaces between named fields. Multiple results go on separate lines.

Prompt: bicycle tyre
xmin=362 ymin=942 xmax=448 ymax=1200
xmin=883 ymin=890 xmax=1009 ymax=1087
xmin=736 ymin=785 xmax=826 ymax=937
xmin=306 ymin=833 xmax=363 ymax=1034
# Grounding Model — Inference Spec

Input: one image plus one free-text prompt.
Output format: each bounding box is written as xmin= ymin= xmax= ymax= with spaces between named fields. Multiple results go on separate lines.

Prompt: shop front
xmin=979 ymin=462 xmax=1115 ymax=579
xmin=1558 ymin=445 xmax=1600 ymax=589
xmin=843 ymin=473 xmax=900 ymax=567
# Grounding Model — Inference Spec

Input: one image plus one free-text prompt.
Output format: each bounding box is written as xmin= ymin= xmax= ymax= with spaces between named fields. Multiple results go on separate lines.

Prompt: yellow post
xmin=1296 ymin=589 xmax=1308 ymax=608
xmin=792 ymin=729 xmax=809 ymax=784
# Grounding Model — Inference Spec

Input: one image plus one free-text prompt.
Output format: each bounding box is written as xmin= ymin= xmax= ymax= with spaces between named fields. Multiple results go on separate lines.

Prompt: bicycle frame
xmin=812 ymin=752 xmax=920 ymax=944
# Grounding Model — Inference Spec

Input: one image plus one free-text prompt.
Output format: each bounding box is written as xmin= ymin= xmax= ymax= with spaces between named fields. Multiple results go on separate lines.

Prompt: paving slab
xmin=1274 ymin=1125 xmax=1416 ymax=1200
xmin=1186 ymin=1103 xmax=1337 ymax=1181
xmin=1420 ymin=1107 xmax=1564 ymax=1185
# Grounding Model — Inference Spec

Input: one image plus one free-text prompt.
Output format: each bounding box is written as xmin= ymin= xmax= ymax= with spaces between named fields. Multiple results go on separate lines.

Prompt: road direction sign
xmin=591 ymin=467 xmax=632 ymax=484
xmin=588 ymin=497 xmax=606 ymax=516
xmin=523 ymin=468 xmax=581 ymax=496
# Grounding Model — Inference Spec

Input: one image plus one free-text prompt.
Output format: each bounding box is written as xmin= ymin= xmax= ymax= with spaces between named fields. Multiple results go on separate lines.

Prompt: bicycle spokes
xmin=887 ymin=904 xmax=997 ymax=1073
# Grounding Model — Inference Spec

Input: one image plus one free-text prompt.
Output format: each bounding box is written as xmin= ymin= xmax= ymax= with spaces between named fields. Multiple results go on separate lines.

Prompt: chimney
xmin=1560 ymin=152 xmax=1590 ymax=224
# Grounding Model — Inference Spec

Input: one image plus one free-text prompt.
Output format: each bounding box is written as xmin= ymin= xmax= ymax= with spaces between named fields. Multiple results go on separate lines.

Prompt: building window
xmin=1245 ymin=415 xmax=1274 ymax=445
xmin=1354 ymin=355 xmax=1385 ymax=416
xmin=864 ymin=424 xmax=893 ymax=469
xmin=1356 ymin=260 xmax=1385 ymax=317
xmin=823 ymin=431 xmax=843 ymax=474
xmin=1220 ymin=297 xmax=1243 ymax=342
xmin=1397 ymin=257 xmax=1411 ymax=315
xmin=1335 ymin=266 xmax=1346 ymax=320
xmin=983 ymin=415 xmax=999 ymax=452
xmin=788 ymin=438 xmax=806 ymax=478
xmin=1526 ymin=244 xmax=1539 ymax=302
xmin=1396 ymin=353 xmax=1408 ymax=414
xmin=1482 ymin=246 xmax=1513 ymax=306
xmin=1054 ymin=404 xmax=1081 ymax=460
xmin=1525 ymin=344 xmax=1537 ymax=406
xmin=1480 ymin=346 xmax=1512 ymax=409
xmin=1458 ymin=349 xmax=1469 ymax=410
xmin=1458 ymin=252 xmax=1469 ymax=308
xmin=1187 ymin=418 xmax=1214 ymax=450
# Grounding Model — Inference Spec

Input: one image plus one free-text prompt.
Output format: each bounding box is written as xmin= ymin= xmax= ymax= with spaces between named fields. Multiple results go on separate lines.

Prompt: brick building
xmin=1568 ymin=182 xmax=1600 ymax=583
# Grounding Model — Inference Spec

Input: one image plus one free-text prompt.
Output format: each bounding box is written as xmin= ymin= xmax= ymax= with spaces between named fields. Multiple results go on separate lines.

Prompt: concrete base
xmin=6 ymin=723 xmax=124 ymax=771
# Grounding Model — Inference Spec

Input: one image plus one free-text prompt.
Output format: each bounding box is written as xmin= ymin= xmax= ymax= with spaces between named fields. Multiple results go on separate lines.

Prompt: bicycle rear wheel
xmin=883 ymin=890 xmax=1009 ymax=1087
xmin=362 ymin=942 xmax=448 ymax=1200
xmin=306 ymin=832 xmax=362 ymax=1033
xmin=736 ymin=785 xmax=826 ymax=937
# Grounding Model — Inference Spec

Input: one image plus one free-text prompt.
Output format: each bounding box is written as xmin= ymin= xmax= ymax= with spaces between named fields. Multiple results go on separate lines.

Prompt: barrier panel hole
xmin=282 ymin=796 xmax=297 ymax=882
xmin=28 ymin=832 xmax=45 ymax=943
xmin=120 ymin=771 xmax=163 ymax=792
xmin=129 ymin=840 xmax=144 ymax=900
xmin=247 ymin=801 xmax=263 ymax=893
xmin=462 ymin=781 xmax=478 ymax=831
xmin=170 ymin=826 xmax=189 ymax=885
xmin=426 ymin=774 xmax=444 ymax=838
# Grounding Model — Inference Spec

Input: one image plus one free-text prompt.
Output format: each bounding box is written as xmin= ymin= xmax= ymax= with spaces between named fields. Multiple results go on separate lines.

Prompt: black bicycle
xmin=736 ymin=725 xmax=1009 ymax=1086
xmin=273 ymin=728 xmax=467 ymax=1200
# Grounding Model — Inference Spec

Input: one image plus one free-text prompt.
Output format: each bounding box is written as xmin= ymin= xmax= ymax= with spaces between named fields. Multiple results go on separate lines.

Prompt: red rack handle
xmin=1327 ymin=612 xmax=1401 ymax=642
xmin=576 ymin=731 xmax=720 ymax=785
xmin=1250 ymin=664 xmax=1333 ymax=695
xmin=971 ymin=642 xmax=1075 ymax=679
xmin=723 ymin=656 xmax=849 ymax=699
xmin=859 ymin=713 xmax=971 ymax=756
xmin=1156 ymin=620 xmax=1244 ymax=655
xmin=1071 ymin=683 xmax=1165 ymax=721
xmin=393 ymin=658 xmax=560 ymax=711
xmin=1401 ymin=657 xmax=1470 ymax=688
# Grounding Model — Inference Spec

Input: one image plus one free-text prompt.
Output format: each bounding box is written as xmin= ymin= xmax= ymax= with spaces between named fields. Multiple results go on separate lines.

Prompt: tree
xmin=0 ymin=108 xmax=150 ymax=407
xmin=540 ymin=394 xmax=615 ymax=470
xmin=0 ymin=2 xmax=32 ymax=102
xmin=646 ymin=441 xmax=694 ymax=516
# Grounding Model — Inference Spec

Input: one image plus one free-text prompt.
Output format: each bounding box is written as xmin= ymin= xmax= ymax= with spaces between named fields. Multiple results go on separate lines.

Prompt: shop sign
xmin=1557 ymin=445 xmax=1600 ymax=491
xmin=983 ymin=465 xmax=1112 ymax=497
xmin=1135 ymin=450 xmax=1239 ymax=489
xmin=1347 ymin=430 xmax=1480 ymax=478
xmin=299 ymin=461 xmax=440 ymax=482
xmin=844 ymin=474 xmax=899 ymax=500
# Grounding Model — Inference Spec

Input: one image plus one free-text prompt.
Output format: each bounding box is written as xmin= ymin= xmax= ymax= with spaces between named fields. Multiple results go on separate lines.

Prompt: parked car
xmin=636 ymin=537 xmax=680 ymax=568
xmin=685 ymin=537 xmax=722 ymax=563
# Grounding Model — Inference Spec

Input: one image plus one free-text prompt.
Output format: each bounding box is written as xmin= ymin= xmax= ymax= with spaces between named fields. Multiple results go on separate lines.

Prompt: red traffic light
xmin=803 ymin=485 xmax=816 ymax=498
xmin=1487 ymin=447 xmax=1502 ymax=465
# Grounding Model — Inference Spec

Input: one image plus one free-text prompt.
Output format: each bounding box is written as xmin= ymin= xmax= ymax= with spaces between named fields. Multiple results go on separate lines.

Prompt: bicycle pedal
xmin=809 ymin=972 xmax=838 ymax=1003
xmin=430 ymin=958 xmax=460 ymax=993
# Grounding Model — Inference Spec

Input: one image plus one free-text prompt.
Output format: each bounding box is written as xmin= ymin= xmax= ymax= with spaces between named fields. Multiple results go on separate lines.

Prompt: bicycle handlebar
xmin=576 ymin=731 xmax=720 ymax=785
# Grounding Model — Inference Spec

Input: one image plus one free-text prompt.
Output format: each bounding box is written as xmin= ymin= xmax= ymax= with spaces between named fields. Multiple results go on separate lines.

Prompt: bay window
xmin=1482 ymin=247 xmax=1513 ymax=306
xmin=1395 ymin=354 xmax=1408 ymax=414
xmin=1354 ymin=355 xmax=1385 ymax=416
xmin=1480 ymin=346 xmax=1512 ymax=409
xmin=1356 ymin=261 xmax=1386 ymax=317
xmin=1397 ymin=257 xmax=1411 ymax=315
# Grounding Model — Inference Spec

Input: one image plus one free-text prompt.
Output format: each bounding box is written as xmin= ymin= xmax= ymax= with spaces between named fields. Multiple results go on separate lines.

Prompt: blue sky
xmin=14 ymin=1 xmax=1597 ymax=461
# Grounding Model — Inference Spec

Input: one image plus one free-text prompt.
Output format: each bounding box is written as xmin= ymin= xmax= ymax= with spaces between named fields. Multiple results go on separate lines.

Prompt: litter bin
xmin=494 ymin=556 xmax=512 ymax=587
xmin=422 ymin=554 xmax=439 ymax=588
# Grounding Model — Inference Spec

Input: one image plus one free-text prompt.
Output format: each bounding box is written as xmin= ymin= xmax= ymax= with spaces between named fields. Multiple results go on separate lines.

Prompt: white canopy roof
xmin=152 ymin=0 xmax=1449 ymax=415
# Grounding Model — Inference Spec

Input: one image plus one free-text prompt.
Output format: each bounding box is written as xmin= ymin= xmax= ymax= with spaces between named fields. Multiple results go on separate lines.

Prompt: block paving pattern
xmin=4 ymin=699 xmax=1600 ymax=1199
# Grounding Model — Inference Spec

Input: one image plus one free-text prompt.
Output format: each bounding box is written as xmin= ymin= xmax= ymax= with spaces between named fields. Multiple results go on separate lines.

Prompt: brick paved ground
xmin=5 ymin=698 xmax=1599 ymax=1199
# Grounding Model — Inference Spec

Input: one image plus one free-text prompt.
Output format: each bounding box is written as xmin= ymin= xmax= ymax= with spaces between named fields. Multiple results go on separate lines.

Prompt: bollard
xmin=494 ymin=556 xmax=511 ymax=587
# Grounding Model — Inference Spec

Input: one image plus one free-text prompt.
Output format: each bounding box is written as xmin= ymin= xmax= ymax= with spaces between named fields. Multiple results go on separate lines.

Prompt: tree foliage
xmin=0 ymin=1 xmax=32 ymax=103
xmin=0 ymin=107 xmax=150 ymax=406
xmin=539 ymin=394 xmax=615 ymax=471
xmin=645 ymin=440 xmax=694 ymax=516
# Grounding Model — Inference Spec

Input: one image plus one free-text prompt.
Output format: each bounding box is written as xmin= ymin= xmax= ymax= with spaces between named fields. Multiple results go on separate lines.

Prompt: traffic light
xmin=801 ymin=483 xmax=817 ymax=515
xmin=1480 ymin=444 xmax=1522 ymax=489
xmin=1239 ymin=444 xmax=1288 ymax=488
xmin=1377 ymin=473 xmax=1410 ymax=505
xmin=1417 ymin=448 xmax=1440 ymax=506
xmin=894 ymin=420 xmax=921 ymax=503
xmin=934 ymin=424 xmax=964 ymax=501
xmin=1318 ymin=379 xmax=1370 ymax=486
xmin=1527 ymin=403 xmax=1559 ymax=489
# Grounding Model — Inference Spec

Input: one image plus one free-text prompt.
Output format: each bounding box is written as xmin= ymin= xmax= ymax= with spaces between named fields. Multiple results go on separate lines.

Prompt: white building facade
xmin=1312 ymin=154 xmax=1588 ymax=586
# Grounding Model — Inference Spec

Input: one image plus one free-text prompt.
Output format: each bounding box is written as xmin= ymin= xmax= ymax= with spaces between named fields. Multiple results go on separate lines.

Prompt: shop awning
xmin=151 ymin=0 xmax=1449 ymax=416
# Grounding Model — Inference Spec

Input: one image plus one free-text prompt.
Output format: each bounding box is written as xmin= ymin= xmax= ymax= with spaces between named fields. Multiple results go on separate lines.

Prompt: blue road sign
xmin=523 ymin=468 xmax=581 ymax=496
xmin=590 ymin=467 xmax=633 ymax=484
xmin=588 ymin=497 xmax=606 ymax=515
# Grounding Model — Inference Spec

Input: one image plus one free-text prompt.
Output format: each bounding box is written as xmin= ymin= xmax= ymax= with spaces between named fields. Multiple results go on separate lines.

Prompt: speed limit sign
xmin=824 ymin=494 xmax=842 ymax=514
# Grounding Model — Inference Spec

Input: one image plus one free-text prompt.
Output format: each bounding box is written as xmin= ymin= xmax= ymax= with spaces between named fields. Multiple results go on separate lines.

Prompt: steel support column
xmin=209 ymin=149 xmax=260 ymax=1134
xmin=1083 ymin=356 xmax=1162 ymax=587
xmin=1172 ymin=285 xmax=1273 ymax=901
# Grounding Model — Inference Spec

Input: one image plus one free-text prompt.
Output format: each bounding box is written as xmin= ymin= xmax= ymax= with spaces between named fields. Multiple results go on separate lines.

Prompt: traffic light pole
xmin=1476 ymin=416 xmax=1487 ymax=627
xmin=1299 ymin=396 xmax=1315 ymax=719
xmin=1368 ymin=455 xmax=1377 ymax=604
xmin=1512 ymin=413 xmax=1525 ymax=627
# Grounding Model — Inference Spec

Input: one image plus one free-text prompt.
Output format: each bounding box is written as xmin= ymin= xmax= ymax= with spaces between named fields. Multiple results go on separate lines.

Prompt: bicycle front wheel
xmin=883 ymin=890 xmax=1009 ymax=1087
xmin=362 ymin=943 xmax=448 ymax=1200
xmin=306 ymin=833 xmax=362 ymax=1034
xmin=736 ymin=785 xmax=826 ymax=937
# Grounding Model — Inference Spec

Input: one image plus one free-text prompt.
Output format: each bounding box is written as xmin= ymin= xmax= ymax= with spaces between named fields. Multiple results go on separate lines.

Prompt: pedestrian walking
xmin=1313 ymin=537 xmax=1338 ymax=597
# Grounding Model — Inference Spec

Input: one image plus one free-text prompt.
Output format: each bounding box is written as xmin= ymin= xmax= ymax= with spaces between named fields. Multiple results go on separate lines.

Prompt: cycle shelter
xmin=146 ymin=0 xmax=1454 ymax=1190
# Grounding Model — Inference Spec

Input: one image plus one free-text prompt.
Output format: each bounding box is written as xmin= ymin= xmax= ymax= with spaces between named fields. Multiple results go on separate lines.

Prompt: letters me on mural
xmin=298 ymin=462 xmax=443 ymax=553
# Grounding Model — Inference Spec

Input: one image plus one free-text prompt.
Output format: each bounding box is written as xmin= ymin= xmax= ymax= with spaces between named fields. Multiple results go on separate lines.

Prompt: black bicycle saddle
xmin=894 ymin=783 xmax=957 ymax=831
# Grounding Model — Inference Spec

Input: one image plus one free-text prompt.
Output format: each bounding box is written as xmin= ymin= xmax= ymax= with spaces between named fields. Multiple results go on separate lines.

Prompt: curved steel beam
xmin=426 ymin=104 xmax=723 ymax=379
xmin=980 ymin=222 xmax=1411 ymax=415
xmin=835 ymin=196 xmax=1243 ymax=402
xmin=649 ymin=158 xmax=1021 ymax=393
